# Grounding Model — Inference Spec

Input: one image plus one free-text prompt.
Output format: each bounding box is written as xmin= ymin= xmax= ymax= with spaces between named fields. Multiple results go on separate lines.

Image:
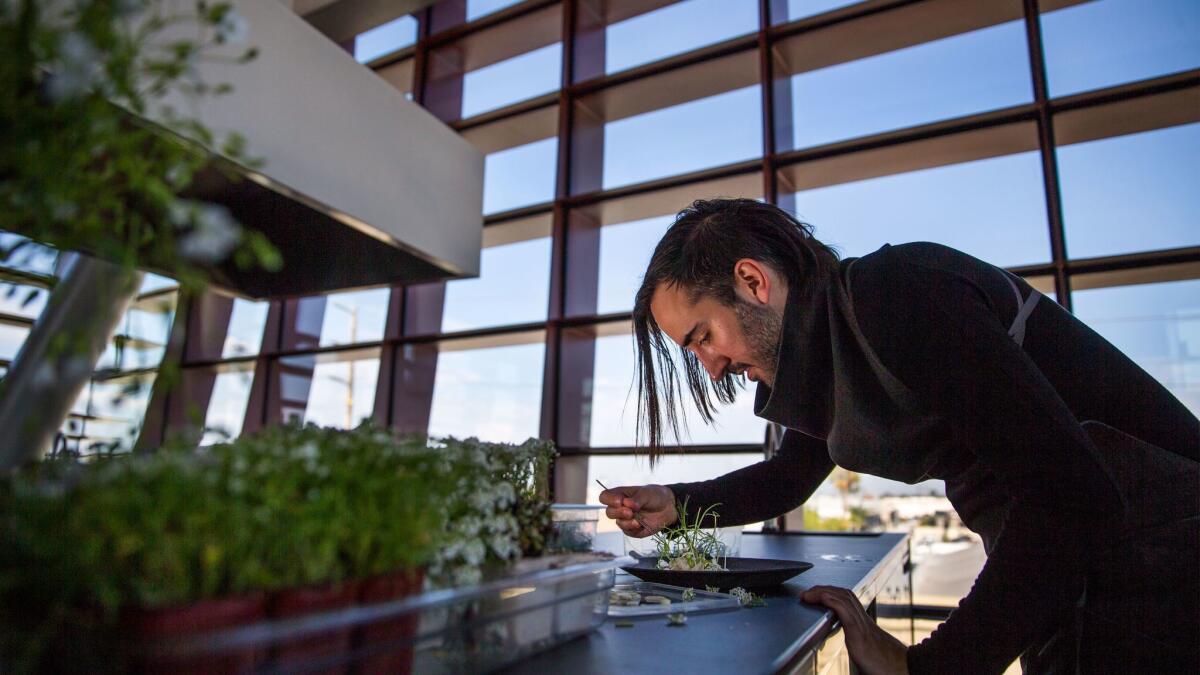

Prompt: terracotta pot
xmin=123 ymin=592 xmax=267 ymax=674
xmin=269 ymin=581 xmax=360 ymax=675
xmin=353 ymin=568 xmax=425 ymax=675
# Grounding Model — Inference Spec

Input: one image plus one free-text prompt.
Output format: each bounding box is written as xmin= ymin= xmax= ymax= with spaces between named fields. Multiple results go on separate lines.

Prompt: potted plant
xmin=0 ymin=448 xmax=269 ymax=673
xmin=0 ymin=423 xmax=455 ymax=673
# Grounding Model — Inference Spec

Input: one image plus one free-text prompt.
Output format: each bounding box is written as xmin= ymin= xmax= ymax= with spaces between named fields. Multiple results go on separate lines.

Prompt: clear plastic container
xmin=136 ymin=555 xmax=616 ymax=674
xmin=548 ymin=504 xmax=601 ymax=552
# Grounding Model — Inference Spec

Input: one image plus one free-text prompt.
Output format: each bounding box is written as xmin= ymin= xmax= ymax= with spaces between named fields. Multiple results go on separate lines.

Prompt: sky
xmin=3 ymin=0 xmax=1196 ymax=490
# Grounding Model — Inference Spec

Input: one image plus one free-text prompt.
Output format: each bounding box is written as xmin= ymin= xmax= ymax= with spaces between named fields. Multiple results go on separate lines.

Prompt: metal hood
xmin=155 ymin=0 xmax=483 ymax=298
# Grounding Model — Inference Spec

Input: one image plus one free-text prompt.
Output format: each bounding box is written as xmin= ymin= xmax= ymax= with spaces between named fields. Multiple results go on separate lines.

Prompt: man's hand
xmin=801 ymin=585 xmax=909 ymax=675
xmin=598 ymin=484 xmax=677 ymax=537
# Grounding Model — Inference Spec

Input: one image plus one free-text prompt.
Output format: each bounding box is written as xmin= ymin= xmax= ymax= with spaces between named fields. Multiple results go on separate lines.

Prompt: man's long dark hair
xmin=632 ymin=198 xmax=840 ymax=459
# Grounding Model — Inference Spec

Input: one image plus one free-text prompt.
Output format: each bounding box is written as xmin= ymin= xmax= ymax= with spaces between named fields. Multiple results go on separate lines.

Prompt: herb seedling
xmin=652 ymin=498 xmax=728 ymax=571
xmin=729 ymin=587 xmax=767 ymax=608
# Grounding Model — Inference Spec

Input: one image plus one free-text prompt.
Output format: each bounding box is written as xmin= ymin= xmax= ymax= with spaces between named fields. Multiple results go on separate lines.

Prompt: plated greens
xmin=652 ymin=499 xmax=730 ymax=571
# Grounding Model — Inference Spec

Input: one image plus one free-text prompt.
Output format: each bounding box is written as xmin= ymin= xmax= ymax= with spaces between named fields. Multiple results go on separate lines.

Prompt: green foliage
xmin=0 ymin=425 xmax=562 ymax=668
xmin=0 ymin=0 xmax=279 ymax=293
xmin=429 ymin=437 xmax=557 ymax=587
xmin=652 ymin=498 xmax=728 ymax=571
xmin=201 ymin=424 xmax=453 ymax=590
xmin=0 ymin=423 xmax=454 ymax=668
xmin=729 ymin=587 xmax=766 ymax=608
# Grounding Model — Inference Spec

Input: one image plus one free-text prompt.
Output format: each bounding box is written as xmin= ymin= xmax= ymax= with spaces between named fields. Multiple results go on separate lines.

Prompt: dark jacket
xmin=668 ymin=242 xmax=1199 ymax=673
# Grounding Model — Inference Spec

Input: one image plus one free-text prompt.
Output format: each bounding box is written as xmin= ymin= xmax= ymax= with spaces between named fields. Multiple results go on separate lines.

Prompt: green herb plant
xmin=430 ymin=437 xmax=556 ymax=587
xmin=0 ymin=423 xmax=455 ymax=672
xmin=652 ymin=498 xmax=728 ymax=572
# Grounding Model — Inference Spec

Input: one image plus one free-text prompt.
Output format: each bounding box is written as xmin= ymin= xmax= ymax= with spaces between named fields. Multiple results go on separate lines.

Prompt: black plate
xmin=620 ymin=556 xmax=813 ymax=591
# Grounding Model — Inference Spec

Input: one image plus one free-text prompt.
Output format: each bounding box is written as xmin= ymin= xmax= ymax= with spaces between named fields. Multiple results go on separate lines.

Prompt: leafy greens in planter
xmin=0 ymin=424 xmax=561 ymax=671
xmin=429 ymin=437 xmax=556 ymax=587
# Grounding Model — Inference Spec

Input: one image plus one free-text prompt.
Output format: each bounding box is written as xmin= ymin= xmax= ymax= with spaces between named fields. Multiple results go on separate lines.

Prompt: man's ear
xmin=733 ymin=259 xmax=771 ymax=305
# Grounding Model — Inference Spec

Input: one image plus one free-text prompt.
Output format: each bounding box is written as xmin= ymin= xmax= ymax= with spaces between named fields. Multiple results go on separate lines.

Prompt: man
xmin=599 ymin=198 xmax=1199 ymax=674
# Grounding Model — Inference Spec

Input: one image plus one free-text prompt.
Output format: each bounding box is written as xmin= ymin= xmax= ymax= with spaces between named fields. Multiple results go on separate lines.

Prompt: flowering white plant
xmin=429 ymin=437 xmax=555 ymax=587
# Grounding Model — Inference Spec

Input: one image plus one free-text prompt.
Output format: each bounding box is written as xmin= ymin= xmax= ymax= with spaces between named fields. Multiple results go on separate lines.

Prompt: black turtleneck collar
xmin=751 ymin=266 xmax=837 ymax=439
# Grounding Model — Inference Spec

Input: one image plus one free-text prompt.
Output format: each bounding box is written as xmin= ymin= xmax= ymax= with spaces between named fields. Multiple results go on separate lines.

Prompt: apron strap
xmin=1004 ymin=273 xmax=1041 ymax=347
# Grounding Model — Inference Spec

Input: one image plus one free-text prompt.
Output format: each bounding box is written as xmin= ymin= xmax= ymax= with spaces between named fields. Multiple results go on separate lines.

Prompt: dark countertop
xmin=502 ymin=531 xmax=910 ymax=675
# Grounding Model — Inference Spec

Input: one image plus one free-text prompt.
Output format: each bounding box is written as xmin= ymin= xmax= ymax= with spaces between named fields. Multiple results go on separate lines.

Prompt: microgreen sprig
xmin=652 ymin=497 xmax=728 ymax=571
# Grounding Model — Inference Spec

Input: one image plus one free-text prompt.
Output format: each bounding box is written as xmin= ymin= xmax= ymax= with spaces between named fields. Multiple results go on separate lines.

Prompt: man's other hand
xmin=598 ymin=484 xmax=677 ymax=537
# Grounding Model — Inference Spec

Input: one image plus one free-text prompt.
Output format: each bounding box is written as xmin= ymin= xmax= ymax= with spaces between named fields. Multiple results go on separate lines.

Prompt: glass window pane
xmin=571 ymin=50 xmax=759 ymax=193
xmin=223 ymin=299 xmax=270 ymax=358
xmin=1072 ymin=277 xmax=1200 ymax=417
xmin=588 ymin=322 xmax=767 ymax=447
xmin=600 ymin=0 xmax=758 ymax=76
xmin=98 ymin=291 xmax=178 ymax=371
xmin=596 ymin=215 xmax=672 ymax=314
xmin=582 ymin=172 xmax=764 ymax=316
xmin=283 ymin=288 xmax=390 ymax=350
xmin=74 ymin=374 xmax=156 ymax=454
xmin=1041 ymin=0 xmax=1200 ymax=98
xmin=602 ymin=84 xmax=761 ymax=189
xmin=198 ymin=363 xmax=255 ymax=445
xmin=469 ymin=0 xmax=524 ymax=22
xmin=441 ymin=215 xmax=552 ymax=332
xmin=781 ymin=125 xmax=1050 ymax=267
xmin=427 ymin=5 xmax=562 ymax=121
xmin=0 ymin=284 xmax=49 ymax=319
xmin=276 ymin=349 xmax=380 ymax=428
xmin=484 ymin=138 xmax=558 ymax=214
xmin=355 ymin=15 xmax=418 ymax=64
xmin=585 ymin=453 xmax=765 ymax=531
xmin=778 ymin=14 xmax=1031 ymax=149
xmin=0 ymin=232 xmax=57 ymax=276
xmin=0 ymin=323 xmax=29 ymax=361
xmin=463 ymin=108 xmax=560 ymax=215
xmin=1057 ymin=122 xmax=1200 ymax=259
xmin=463 ymin=43 xmax=562 ymax=118
xmin=775 ymin=0 xmax=864 ymax=24
xmin=426 ymin=331 xmax=546 ymax=443
xmin=139 ymin=273 xmax=177 ymax=294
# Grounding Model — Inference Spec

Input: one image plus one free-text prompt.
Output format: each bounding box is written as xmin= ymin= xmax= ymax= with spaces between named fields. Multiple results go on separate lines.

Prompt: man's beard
xmin=734 ymin=298 xmax=782 ymax=387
